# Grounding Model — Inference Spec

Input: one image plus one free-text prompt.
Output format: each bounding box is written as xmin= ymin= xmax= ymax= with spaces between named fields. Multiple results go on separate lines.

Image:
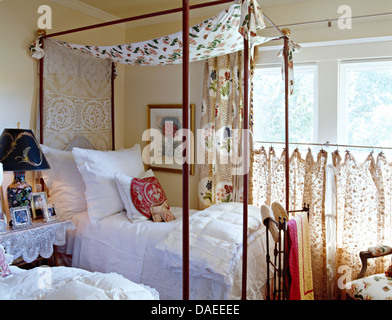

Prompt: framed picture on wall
xmin=146 ymin=104 xmax=195 ymax=175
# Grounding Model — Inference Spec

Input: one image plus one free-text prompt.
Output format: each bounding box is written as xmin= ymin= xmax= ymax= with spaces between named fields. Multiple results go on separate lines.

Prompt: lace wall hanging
xmin=40 ymin=39 xmax=113 ymax=151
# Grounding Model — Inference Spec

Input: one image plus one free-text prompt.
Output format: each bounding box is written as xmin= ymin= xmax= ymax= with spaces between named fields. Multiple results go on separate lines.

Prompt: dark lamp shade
xmin=0 ymin=128 xmax=50 ymax=172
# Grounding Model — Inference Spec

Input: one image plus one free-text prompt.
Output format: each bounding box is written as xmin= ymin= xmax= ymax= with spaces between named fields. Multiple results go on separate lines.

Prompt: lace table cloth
xmin=0 ymin=220 xmax=74 ymax=263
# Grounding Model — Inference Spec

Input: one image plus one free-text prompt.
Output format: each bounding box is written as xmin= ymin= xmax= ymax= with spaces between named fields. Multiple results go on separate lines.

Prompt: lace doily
xmin=0 ymin=220 xmax=74 ymax=264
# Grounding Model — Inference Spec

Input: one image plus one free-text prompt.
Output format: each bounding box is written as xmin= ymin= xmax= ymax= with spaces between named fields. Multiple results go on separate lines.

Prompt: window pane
xmin=342 ymin=61 xmax=392 ymax=147
xmin=253 ymin=65 xmax=316 ymax=144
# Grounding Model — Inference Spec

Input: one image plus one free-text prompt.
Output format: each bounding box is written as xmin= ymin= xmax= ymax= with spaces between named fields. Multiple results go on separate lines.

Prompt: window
xmin=252 ymin=64 xmax=317 ymax=145
xmin=339 ymin=60 xmax=392 ymax=147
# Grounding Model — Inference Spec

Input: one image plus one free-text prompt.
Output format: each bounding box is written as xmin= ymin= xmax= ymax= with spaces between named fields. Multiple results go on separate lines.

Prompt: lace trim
xmin=0 ymin=220 xmax=74 ymax=263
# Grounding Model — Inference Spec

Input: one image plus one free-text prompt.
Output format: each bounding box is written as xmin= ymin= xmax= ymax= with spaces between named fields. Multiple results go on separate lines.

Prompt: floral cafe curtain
xmin=251 ymin=146 xmax=328 ymax=300
xmin=198 ymin=51 xmax=245 ymax=209
xmin=332 ymin=150 xmax=392 ymax=299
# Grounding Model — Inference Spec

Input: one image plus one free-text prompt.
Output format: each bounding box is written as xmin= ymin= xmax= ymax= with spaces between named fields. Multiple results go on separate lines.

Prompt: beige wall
xmin=260 ymin=0 xmax=392 ymax=44
xmin=124 ymin=62 xmax=204 ymax=209
xmin=0 ymin=0 xmax=125 ymax=215
xmin=0 ymin=0 xmax=126 ymax=142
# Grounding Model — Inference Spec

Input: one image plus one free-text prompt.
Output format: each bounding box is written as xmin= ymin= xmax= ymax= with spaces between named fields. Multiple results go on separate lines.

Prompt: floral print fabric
xmin=251 ymin=147 xmax=328 ymax=300
xmin=198 ymin=51 xmax=244 ymax=209
xmin=368 ymin=245 xmax=392 ymax=257
xmin=31 ymin=1 xmax=276 ymax=66
xmin=334 ymin=151 xmax=392 ymax=289
xmin=346 ymin=274 xmax=392 ymax=300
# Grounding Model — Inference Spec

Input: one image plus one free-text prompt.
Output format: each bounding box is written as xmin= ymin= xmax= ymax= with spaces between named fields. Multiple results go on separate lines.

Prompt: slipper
xmin=260 ymin=204 xmax=279 ymax=242
xmin=271 ymin=201 xmax=289 ymax=221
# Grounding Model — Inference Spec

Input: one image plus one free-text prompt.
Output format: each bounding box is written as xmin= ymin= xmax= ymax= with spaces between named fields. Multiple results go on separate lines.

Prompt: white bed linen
xmin=0 ymin=266 xmax=158 ymax=300
xmin=56 ymin=211 xmax=85 ymax=257
xmin=71 ymin=203 xmax=273 ymax=300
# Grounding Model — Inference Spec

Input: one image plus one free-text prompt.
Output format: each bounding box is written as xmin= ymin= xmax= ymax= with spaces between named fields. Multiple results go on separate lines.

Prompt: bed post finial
xmin=37 ymin=29 xmax=46 ymax=37
xmin=282 ymin=28 xmax=291 ymax=36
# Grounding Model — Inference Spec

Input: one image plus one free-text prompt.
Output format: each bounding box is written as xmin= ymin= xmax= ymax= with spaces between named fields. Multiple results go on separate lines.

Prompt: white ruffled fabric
xmin=156 ymin=202 xmax=262 ymax=286
xmin=0 ymin=266 xmax=158 ymax=300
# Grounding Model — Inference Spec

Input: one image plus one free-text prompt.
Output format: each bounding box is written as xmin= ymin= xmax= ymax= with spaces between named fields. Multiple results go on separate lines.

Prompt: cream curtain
xmin=251 ymin=147 xmax=328 ymax=300
xmin=332 ymin=150 xmax=392 ymax=298
xmin=251 ymin=146 xmax=392 ymax=300
xmin=198 ymin=51 xmax=245 ymax=209
xmin=40 ymin=39 xmax=113 ymax=151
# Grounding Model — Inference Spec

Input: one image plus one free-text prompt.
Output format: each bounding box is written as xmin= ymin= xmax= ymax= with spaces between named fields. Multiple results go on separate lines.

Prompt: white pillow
xmin=40 ymin=145 xmax=87 ymax=219
xmin=72 ymin=145 xmax=145 ymax=225
xmin=114 ymin=170 xmax=155 ymax=223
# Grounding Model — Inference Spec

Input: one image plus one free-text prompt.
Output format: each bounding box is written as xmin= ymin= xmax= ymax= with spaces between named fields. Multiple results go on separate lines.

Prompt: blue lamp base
xmin=7 ymin=171 xmax=32 ymax=209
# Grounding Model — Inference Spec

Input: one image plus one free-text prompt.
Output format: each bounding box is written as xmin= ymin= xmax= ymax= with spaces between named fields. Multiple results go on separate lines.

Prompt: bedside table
xmin=0 ymin=219 xmax=74 ymax=268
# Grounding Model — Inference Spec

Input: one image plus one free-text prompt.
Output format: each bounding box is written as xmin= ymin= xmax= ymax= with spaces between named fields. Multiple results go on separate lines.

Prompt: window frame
xmin=338 ymin=58 xmax=392 ymax=145
xmin=253 ymin=62 xmax=319 ymax=145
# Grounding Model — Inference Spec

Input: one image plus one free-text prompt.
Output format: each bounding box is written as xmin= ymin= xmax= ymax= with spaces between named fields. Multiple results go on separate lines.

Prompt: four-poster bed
xmin=31 ymin=0 xmax=305 ymax=300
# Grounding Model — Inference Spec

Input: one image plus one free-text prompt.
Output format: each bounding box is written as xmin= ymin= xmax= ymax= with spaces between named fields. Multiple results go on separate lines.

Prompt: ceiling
xmin=77 ymin=0 xmax=305 ymax=18
xmin=52 ymin=0 xmax=307 ymax=28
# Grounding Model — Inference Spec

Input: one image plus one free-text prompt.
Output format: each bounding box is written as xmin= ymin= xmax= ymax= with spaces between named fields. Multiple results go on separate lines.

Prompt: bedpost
xmin=182 ymin=0 xmax=190 ymax=301
xmin=283 ymin=36 xmax=290 ymax=212
xmin=111 ymin=62 xmax=115 ymax=150
xmin=38 ymin=33 xmax=45 ymax=144
xmin=242 ymin=37 xmax=250 ymax=300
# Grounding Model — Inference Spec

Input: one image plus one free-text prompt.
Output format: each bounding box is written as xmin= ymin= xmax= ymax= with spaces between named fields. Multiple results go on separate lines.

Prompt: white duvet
xmin=70 ymin=202 xmax=273 ymax=300
xmin=156 ymin=202 xmax=263 ymax=286
xmin=0 ymin=266 xmax=159 ymax=300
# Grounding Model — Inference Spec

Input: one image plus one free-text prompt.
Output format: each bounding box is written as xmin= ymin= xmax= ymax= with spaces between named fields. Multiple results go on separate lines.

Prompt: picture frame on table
xmin=0 ymin=189 xmax=6 ymax=233
xmin=31 ymin=192 xmax=48 ymax=220
xmin=10 ymin=206 xmax=32 ymax=230
xmin=146 ymin=104 xmax=195 ymax=175
xmin=43 ymin=204 xmax=59 ymax=222
xmin=0 ymin=212 xmax=7 ymax=233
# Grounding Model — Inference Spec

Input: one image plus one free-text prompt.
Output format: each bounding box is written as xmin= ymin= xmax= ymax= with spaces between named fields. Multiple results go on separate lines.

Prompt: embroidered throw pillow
xmin=114 ymin=170 xmax=154 ymax=223
xmin=130 ymin=177 xmax=169 ymax=219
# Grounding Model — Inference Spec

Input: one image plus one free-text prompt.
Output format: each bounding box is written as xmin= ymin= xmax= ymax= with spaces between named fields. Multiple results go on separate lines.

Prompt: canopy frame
xmin=37 ymin=0 xmax=291 ymax=300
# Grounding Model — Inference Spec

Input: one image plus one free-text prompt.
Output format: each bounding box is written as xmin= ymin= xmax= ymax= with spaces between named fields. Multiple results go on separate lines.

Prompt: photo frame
xmin=146 ymin=104 xmax=195 ymax=175
xmin=31 ymin=192 xmax=48 ymax=220
xmin=43 ymin=204 xmax=59 ymax=222
xmin=10 ymin=206 xmax=32 ymax=229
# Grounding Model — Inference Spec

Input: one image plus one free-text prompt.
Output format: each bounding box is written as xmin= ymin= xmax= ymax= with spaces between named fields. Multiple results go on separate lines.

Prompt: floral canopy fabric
xmin=31 ymin=0 xmax=280 ymax=66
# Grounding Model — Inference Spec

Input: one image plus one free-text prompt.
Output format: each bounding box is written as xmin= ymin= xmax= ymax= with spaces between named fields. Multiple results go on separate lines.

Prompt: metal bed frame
xmin=265 ymin=203 xmax=310 ymax=300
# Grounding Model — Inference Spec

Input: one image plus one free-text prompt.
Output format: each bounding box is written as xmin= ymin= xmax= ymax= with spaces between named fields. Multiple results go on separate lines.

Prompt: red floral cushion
xmin=130 ymin=176 xmax=169 ymax=218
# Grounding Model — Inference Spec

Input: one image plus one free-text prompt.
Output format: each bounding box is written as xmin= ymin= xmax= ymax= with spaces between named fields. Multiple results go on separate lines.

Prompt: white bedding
xmin=0 ymin=266 xmax=158 ymax=300
xmin=70 ymin=202 xmax=273 ymax=300
xmin=157 ymin=203 xmax=263 ymax=286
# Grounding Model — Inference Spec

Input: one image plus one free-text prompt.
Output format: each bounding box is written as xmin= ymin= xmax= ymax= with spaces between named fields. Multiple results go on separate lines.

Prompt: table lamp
xmin=0 ymin=127 xmax=50 ymax=209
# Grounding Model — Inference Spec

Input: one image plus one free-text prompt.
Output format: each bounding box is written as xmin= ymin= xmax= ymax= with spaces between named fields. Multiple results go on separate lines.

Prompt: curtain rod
xmin=254 ymin=141 xmax=392 ymax=150
xmin=264 ymin=12 xmax=392 ymax=30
